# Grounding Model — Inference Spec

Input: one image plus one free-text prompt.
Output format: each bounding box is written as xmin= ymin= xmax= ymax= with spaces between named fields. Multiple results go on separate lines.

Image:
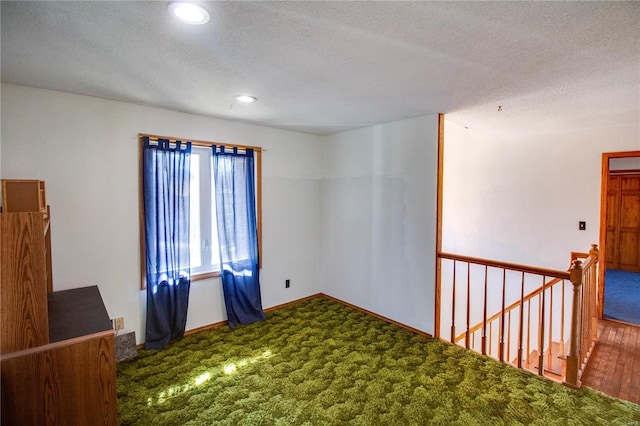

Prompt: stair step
xmin=509 ymin=341 xmax=567 ymax=378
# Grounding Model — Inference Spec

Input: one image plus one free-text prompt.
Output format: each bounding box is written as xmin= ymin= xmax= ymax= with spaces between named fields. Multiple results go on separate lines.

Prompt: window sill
xmin=192 ymin=271 xmax=221 ymax=282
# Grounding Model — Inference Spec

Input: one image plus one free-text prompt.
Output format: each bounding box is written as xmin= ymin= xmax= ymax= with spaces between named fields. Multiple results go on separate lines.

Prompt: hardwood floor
xmin=581 ymin=319 xmax=640 ymax=404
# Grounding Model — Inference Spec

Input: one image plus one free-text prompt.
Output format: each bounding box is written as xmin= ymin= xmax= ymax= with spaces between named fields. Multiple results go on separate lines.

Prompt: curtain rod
xmin=139 ymin=133 xmax=264 ymax=152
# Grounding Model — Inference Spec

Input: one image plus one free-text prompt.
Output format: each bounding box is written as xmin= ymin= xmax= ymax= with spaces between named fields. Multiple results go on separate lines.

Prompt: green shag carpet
xmin=117 ymin=297 xmax=640 ymax=425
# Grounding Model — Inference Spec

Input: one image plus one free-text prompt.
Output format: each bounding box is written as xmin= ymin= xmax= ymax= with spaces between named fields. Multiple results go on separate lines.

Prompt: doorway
xmin=605 ymin=173 xmax=640 ymax=272
xmin=600 ymin=152 xmax=640 ymax=326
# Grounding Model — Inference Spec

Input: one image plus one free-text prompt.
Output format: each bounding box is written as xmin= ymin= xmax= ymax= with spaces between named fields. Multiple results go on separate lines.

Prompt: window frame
xmin=138 ymin=133 xmax=263 ymax=289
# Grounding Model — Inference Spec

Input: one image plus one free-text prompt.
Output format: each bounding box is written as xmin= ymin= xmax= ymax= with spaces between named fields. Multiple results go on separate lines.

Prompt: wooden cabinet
xmin=2 ymin=179 xmax=48 ymax=219
xmin=0 ymin=181 xmax=118 ymax=425
xmin=1 ymin=286 xmax=117 ymax=426
xmin=2 ymin=179 xmax=53 ymax=292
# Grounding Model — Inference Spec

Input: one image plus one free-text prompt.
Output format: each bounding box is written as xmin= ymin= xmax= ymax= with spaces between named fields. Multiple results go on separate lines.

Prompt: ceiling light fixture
xmin=169 ymin=2 xmax=210 ymax=25
xmin=235 ymin=95 xmax=257 ymax=103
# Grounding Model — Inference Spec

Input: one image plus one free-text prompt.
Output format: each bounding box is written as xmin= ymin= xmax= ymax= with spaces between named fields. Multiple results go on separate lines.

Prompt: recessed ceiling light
xmin=169 ymin=2 xmax=210 ymax=25
xmin=235 ymin=95 xmax=257 ymax=103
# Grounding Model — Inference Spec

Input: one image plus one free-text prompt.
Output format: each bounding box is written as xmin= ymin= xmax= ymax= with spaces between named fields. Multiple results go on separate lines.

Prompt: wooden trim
xmin=538 ymin=275 xmax=546 ymax=376
xmin=136 ymin=319 xmax=232 ymax=349
xmin=599 ymin=153 xmax=609 ymax=319
xmin=517 ymin=272 xmax=525 ymax=369
xmin=465 ymin=263 xmax=470 ymax=347
xmin=482 ymin=266 xmax=488 ymax=355
xmin=0 ymin=329 xmax=113 ymax=361
xmin=264 ymin=293 xmax=324 ymax=313
xmin=572 ymin=249 xmax=598 ymax=271
xmin=138 ymin=137 xmax=147 ymax=290
xmin=609 ymin=168 xmax=640 ymax=175
xmin=257 ymin=149 xmax=263 ymax=269
xmin=138 ymin=133 xmax=263 ymax=152
xmin=434 ymin=113 xmax=445 ymax=338
xmin=600 ymin=317 xmax=640 ymax=329
xmin=321 ymin=294 xmax=433 ymax=339
xmin=499 ymin=269 xmax=506 ymax=362
xmin=599 ymin=151 xmax=640 ymax=319
xmin=191 ymin=271 xmax=221 ymax=281
xmin=580 ymin=253 xmax=598 ymax=271
xmin=571 ymin=252 xmax=589 ymax=261
xmin=602 ymin=150 xmax=640 ymax=159
xmin=44 ymin=206 xmax=53 ymax=293
xmin=450 ymin=260 xmax=456 ymax=343
xmin=184 ymin=320 xmax=229 ymax=337
xmin=438 ymin=252 xmax=571 ymax=280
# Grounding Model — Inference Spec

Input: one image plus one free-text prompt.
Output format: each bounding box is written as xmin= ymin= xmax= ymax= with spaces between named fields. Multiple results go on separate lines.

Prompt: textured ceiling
xmin=1 ymin=1 xmax=638 ymax=137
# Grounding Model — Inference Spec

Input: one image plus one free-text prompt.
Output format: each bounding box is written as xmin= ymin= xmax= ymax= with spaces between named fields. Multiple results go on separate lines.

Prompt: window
xmin=139 ymin=134 xmax=263 ymax=288
xmin=189 ymin=146 xmax=220 ymax=277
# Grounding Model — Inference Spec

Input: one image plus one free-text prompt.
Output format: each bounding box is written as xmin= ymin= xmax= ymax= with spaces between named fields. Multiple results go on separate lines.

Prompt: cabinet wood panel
xmin=619 ymin=232 xmax=639 ymax=269
xmin=1 ymin=180 xmax=43 ymax=212
xmin=606 ymin=192 xmax=618 ymax=228
xmin=620 ymin=194 xmax=640 ymax=227
xmin=606 ymin=229 xmax=616 ymax=263
xmin=1 ymin=332 xmax=117 ymax=426
xmin=0 ymin=213 xmax=49 ymax=354
xmin=622 ymin=175 xmax=640 ymax=191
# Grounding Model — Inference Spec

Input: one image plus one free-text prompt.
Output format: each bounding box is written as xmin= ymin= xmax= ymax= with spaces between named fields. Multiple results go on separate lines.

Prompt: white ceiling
xmin=1 ymin=1 xmax=639 ymax=138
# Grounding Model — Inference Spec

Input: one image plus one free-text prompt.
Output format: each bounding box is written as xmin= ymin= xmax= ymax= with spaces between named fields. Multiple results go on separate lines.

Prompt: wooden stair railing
xmin=453 ymin=275 xmax=566 ymax=373
xmin=437 ymin=245 xmax=599 ymax=387
xmin=564 ymin=245 xmax=599 ymax=388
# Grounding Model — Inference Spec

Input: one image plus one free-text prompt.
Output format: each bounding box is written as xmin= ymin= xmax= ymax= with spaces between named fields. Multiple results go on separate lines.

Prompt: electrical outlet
xmin=285 ymin=279 xmax=290 ymax=289
xmin=579 ymin=221 xmax=586 ymax=230
xmin=114 ymin=317 xmax=124 ymax=331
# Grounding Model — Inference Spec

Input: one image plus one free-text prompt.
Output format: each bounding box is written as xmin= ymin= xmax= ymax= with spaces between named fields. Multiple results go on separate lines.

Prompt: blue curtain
xmin=213 ymin=146 xmax=266 ymax=328
xmin=142 ymin=137 xmax=191 ymax=349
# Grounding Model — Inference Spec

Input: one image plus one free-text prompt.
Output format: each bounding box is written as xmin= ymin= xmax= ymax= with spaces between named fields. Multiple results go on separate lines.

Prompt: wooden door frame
xmin=434 ymin=113 xmax=445 ymax=338
xmin=598 ymin=151 xmax=640 ymax=318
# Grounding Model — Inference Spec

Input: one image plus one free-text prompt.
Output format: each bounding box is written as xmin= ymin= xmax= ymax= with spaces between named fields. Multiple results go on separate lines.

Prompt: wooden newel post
xmin=564 ymin=259 xmax=583 ymax=388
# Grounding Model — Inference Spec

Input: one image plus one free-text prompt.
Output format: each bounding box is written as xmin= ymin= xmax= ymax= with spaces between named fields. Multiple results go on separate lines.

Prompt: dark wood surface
xmin=582 ymin=319 xmax=640 ymax=404
xmin=48 ymin=285 xmax=113 ymax=342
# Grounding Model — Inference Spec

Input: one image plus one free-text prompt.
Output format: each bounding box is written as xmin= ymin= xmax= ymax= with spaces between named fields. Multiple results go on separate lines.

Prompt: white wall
xmin=442 ymin=119 xmax=640 ymax=270
xmin=0 ymin=83 xmax=324 ymax=343
xmin=320 ymin=115 xmax=440 ymax=334
xmin=5 ymin=83 xmax=632 ymax=344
